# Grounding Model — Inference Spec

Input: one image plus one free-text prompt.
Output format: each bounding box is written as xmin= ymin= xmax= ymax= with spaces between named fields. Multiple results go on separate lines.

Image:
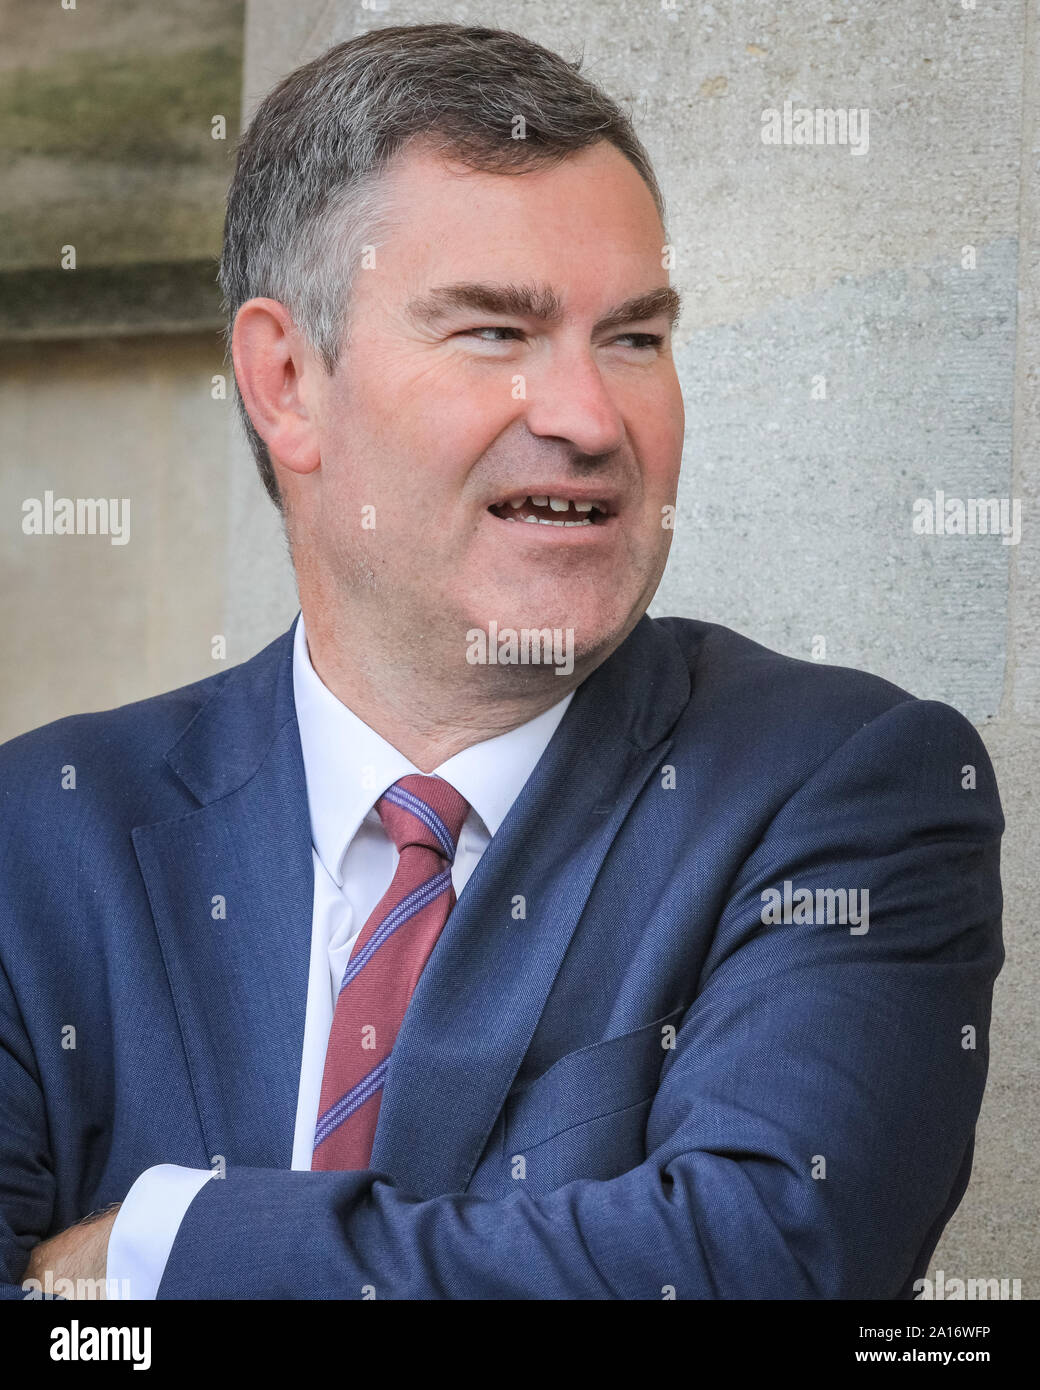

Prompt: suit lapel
xmin=370 ymin=616 xmax=692 ymax=1197
xmin=132 ymin=617 xmax=313 ymax=1169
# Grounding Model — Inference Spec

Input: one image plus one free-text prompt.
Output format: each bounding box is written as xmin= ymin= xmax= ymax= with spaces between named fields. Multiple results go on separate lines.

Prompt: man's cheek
xmin=368 ymin=350 xmax=481 ymax=414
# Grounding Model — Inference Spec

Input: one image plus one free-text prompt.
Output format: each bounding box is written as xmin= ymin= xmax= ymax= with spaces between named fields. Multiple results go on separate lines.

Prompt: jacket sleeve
xmin=150 ymin=696 xmax=1001 ymax=1298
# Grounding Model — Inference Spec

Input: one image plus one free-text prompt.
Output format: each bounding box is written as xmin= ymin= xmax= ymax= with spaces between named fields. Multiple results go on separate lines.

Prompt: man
xmin=2 ymin=24 xmax=1002 ymax=1300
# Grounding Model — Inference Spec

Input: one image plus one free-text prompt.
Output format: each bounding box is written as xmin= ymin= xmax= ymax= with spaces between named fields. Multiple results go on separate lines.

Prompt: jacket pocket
xmin=504 ymin=1005 xmax=685 ymax=1153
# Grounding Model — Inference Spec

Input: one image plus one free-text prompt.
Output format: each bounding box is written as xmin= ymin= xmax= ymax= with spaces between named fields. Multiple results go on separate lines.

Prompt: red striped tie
xmin=312 ymin=774 xmax=470 ymax=1170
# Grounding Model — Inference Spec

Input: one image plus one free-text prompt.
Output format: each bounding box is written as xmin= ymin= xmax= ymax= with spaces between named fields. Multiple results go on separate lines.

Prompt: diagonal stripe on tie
xmin=336 ymin=868 xmax=452 ymax=996
xmin=313 ymin=1056 xmax=390 ymax=1148
xmin=380 ymin=785 xmax=457 ymax=858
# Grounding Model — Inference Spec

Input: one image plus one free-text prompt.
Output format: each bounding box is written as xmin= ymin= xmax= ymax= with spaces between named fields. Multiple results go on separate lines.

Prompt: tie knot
xmin=375 ymin=774 xmax=470 ymax=862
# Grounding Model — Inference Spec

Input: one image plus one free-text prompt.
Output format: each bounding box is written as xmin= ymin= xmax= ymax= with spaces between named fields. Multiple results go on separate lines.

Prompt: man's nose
xmin=520 ymin=346 xmax=627 ymax=459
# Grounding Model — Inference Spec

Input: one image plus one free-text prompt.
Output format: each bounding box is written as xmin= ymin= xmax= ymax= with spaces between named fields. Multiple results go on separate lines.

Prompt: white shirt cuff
xmin=105 ymin=1164 xmax=215 ymax=1299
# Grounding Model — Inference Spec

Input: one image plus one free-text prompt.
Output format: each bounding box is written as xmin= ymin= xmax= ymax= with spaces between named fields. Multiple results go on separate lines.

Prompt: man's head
xmin=224 ymin=24 xmax=684 ymax=689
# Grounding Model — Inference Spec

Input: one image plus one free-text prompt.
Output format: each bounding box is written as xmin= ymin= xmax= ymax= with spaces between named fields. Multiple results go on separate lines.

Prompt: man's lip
xmin=485 ymin=506 xmax=619 ymax=537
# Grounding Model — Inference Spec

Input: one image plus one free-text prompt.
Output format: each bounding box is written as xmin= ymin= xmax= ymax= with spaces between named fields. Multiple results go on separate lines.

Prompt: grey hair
xmin=219 ymin=23 xmax=666 ymax=511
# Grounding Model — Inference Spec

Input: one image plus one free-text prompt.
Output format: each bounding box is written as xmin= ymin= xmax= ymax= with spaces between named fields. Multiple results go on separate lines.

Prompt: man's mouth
xmin=487 ymin=494 xmax=614 ymax=527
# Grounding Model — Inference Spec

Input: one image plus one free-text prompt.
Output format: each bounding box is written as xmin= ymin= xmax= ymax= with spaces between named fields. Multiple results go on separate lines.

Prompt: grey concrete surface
xmin=0 ymin=333 xmax=229 ymax=736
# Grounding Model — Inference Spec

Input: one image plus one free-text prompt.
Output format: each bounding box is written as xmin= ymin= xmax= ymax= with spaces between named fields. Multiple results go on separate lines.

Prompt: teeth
xmin=494 ymin=496 xmax=602 ymax=526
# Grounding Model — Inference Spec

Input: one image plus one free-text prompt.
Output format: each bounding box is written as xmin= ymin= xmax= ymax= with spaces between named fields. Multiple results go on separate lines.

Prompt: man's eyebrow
xmin=595 ymin=287 xmax=683 ymax=334
xmin=405 ymin=282 xmax=682 ymax=333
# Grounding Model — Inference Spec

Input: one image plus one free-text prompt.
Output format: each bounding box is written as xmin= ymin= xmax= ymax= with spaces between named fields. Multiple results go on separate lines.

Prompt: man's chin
xmin=457 ymin=604 xmax=642 ymax=684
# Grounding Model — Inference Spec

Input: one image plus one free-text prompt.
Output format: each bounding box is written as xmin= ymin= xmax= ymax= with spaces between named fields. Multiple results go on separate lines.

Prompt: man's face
xmin=303 ymin=138 xmax=685 ymax=676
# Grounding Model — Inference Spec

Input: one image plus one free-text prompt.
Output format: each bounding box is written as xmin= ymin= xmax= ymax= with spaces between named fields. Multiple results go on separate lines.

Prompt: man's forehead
xmin=386 ymin=132 xmax=651 ymax=193
xmin=362 ymin=141 xmax=675 ymax=325
xmin=376 ymin=135 xmax=663 ymax=240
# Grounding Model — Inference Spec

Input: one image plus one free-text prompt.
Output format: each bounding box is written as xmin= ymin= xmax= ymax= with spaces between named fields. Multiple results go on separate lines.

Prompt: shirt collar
xmin=292 ymin=610 xmax=574 ymax=885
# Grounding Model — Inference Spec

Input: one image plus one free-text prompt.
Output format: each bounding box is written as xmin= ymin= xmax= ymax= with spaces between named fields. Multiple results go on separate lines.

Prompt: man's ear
xmin=231 ymin=298 xmax=322 ymax=478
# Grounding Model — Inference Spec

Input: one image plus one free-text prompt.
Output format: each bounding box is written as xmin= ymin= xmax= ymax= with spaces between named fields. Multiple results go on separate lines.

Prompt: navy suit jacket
xmin=0 ymin=614 xmax=1003 ymax=1299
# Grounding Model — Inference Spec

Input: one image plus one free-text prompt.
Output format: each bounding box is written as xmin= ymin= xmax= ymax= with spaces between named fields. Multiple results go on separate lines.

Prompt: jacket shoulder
xmin=0 ymin=663 xmax=228 ymax=781
xmin=652 ymin=615 xmax=1000 ymax=828
xmin=653 ymin=615 xmax=990 ymax=774
xmin=0 ymin=626 xmax=291 ymax=838
xmin=656 ymin=615 xmax=914 ymax=717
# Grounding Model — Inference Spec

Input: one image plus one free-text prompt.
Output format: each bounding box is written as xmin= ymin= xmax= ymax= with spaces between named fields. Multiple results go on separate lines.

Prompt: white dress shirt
xmin=105 ymin=610 xmax=574 ymax=1297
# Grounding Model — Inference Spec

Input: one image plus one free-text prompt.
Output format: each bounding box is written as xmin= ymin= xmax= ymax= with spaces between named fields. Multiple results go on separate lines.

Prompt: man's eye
xmin=456 ymin=328 xmax=665 ymax=349
xmin=459 ymin=326 xmax=523 ymax=342
xmin=614 ymin=334 xmax=664 ymax=350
